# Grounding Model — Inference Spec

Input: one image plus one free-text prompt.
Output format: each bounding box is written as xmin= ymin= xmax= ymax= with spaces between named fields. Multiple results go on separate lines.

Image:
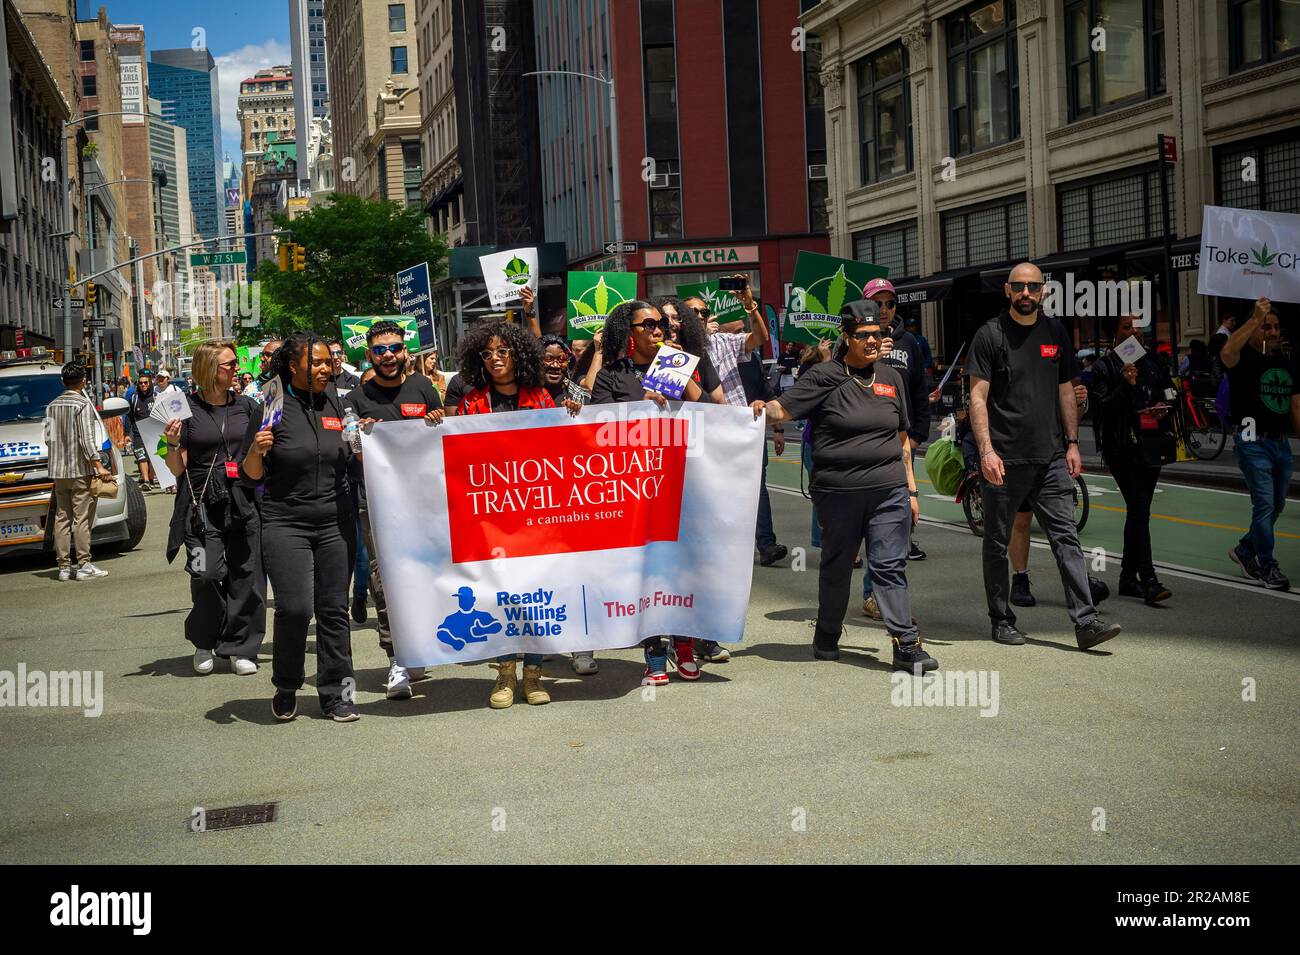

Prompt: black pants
xmin=263 ymin=513 xmax=356 ymax=712
xmin=982 ymin=458 xmax=1095 ymax=628
xmin=183 ymin=500 xmax=266 ymax=658
xmin=1107 ymin=453 xmax=1160 ymax=580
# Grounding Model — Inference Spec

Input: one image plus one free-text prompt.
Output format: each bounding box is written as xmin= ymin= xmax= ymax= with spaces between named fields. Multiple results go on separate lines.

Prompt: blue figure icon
xmin=436 ymin=586 xmax=503 ymax=651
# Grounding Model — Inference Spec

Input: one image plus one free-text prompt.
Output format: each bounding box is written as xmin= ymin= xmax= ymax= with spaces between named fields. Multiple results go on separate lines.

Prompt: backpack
xmin=924 ymin=437 xmax=966 ymax=496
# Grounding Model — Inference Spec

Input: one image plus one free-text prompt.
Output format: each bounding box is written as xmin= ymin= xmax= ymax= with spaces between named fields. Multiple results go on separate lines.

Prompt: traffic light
xmin=277 ymin=243 xmax=291 ymax=272
xmin=292 ymin=243 xmax=306 ymax=272
xmin=86 ymin=281 xmax=96 ymax=307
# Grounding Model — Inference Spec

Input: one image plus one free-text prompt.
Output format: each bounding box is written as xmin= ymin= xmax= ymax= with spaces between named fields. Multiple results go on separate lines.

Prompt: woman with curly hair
xmin=655 ymin=294 xmax=724 ymax=403
xmin=240 ymin=331 xmax=362 ymax=723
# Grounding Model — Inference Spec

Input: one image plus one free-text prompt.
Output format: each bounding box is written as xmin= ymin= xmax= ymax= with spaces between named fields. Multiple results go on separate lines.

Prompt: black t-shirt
xmin=968 ymin=312 xmax=1077 ymax=464
xmin=590 ymin=358 xmax=710 ymax=405
xmin=128 ymin=388 xmax=155 ymax=424
xmin=331 ymin=370 xmax=360 ymax=391
xmin=1228 ymin=346 xmax=1298 ymax=434
xmin=878 ymin=329 xmax=931 ymax=444
xmin=488 ymin=387 xmax=520 ymax=413
xmin=346 ymin=373 xmax=443 ymax=421
xmin=240 ymin=384 xmax=356 ymax=524
xmin=181 ymin=393 xmax=257 ymax=489
xmin=777 ymin=358 xmax=910 ymax=492
xmin=697 ymin=351 xmax=722 ymax=397
xmin=444 ymin=373 xmax=470 ymax=412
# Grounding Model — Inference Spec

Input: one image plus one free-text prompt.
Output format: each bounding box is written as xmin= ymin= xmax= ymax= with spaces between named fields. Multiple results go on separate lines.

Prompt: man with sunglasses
xmin=244 ymin=339 xmax=284 ymax=401
xmin=345 ymin=321 xmax=445 ymax=698
xmin=968 ymin=263 xmax=1122 ymax=651
xmin=328 ymin=339 xmax=360 ymax=391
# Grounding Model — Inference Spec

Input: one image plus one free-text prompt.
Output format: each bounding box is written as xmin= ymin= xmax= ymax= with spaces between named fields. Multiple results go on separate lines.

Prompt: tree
xmin=255 ymin=193 xmax=447 ymax=339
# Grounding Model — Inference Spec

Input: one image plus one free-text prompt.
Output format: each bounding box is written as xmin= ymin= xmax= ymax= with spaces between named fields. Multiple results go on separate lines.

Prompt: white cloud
xmin=214 ymin=39 xmax=293 ymax=166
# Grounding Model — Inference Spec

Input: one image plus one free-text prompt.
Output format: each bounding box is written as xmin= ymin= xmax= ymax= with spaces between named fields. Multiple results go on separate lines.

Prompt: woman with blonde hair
xmin=162 ymin=340 xmax=266 ymax=676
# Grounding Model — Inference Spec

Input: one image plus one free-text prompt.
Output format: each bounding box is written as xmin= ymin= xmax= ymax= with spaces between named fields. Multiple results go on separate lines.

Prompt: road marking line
xmin=1087 ymin=502 xmax=1300 ymax=540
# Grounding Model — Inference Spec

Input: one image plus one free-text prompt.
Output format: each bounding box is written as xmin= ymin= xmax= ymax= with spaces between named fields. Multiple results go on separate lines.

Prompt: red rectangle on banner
xmin=442 ymin=417 xmax=690 ymax=563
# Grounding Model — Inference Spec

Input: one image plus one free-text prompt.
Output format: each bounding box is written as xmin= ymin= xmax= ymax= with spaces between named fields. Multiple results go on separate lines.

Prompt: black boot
xmin=1140 ymin=576 xmax=1171 ymax=605
xmin=1010 ymin=572 xmax=1036 ymax=607
xmin=813 ymin=628 xmax=841 ymax=661
xmin=892 ymin=637 xmax=937 ymax=672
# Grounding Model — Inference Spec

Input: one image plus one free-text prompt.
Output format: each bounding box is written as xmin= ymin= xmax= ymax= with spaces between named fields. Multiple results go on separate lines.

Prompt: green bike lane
xmin=765 ymin=443 xmax=1300 ymax=585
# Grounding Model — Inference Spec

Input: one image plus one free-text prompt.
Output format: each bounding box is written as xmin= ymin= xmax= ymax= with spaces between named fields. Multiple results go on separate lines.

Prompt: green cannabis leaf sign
xmin=338 ymin=316 xmax=418 ymax=364
xmin=783 ymin=252 xmax=888 ymax=345
xmin=1252 ymin=244 xmax=1278 ymax=268
xmin=566 ymin=271 xmax=639 ymax=340
xmin=675 ymin=280 xmax=745 ymax=324
xmin=504 ymin=256 xmax=531 ymax=285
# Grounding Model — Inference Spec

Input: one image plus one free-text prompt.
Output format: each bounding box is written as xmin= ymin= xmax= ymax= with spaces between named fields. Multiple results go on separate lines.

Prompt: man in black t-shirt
xmin=968 ymin=262 xmax=1121 ymax=650
xmin=344 ymin=321 xmax=445 ymax=699
xmin=328 ymin=339 xmax=361 ymax=391
xmin=127 ymin=370 xmax=158 ymax=488
xmin=1221 ymin=299 xmax=1298 ymax=591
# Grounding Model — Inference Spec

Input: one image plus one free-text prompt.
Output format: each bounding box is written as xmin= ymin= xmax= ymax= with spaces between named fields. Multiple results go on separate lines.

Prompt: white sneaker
xmin=76 ymin=562 xmax=108 ymax=579
xmin=571 ymin=652 xmax=598 ymax=675
xmin=193 ymin=649 xmax=215 ymax=675
xmin=407 ymin=667 xmax=426 ymax=681
xmin=385 ymin=662 xmax=412 ymax=699
xmin=230 ymin=657 xmax=258 ymax=676
xmin=58 ymin=566 xmax=74 ymax=582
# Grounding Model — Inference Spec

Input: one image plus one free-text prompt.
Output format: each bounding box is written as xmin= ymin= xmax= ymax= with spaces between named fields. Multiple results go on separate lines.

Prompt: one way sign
xmin=52 ymin=297 xmax=86 ymax=309
xmin=603 ymin=241 xmax=637 ymax=255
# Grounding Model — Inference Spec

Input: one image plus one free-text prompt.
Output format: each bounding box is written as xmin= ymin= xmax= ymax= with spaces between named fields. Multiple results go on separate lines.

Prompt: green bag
xmin=924 ymin=437 xmax=965 ymax=497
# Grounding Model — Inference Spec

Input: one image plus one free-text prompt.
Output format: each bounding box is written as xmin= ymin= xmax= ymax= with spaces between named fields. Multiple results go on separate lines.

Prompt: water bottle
xmin=343 ymin=409 xmax=362 ymax=453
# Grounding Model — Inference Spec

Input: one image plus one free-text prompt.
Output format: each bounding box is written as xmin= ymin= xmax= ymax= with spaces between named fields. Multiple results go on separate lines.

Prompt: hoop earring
xmin=627 ymin=337 xmax=635 ymax=358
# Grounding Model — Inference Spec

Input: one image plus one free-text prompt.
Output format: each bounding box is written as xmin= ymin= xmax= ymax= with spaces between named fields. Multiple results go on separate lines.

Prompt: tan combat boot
xmin=522 ymin=665 xmax=551 ymax=705
xmin=489 ymin=660 xmax=517 ymax=709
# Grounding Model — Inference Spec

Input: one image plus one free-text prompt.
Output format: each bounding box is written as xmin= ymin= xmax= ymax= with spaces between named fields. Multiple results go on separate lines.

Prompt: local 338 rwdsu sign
xmin=361 ymin=403 xmax=764 ymax=666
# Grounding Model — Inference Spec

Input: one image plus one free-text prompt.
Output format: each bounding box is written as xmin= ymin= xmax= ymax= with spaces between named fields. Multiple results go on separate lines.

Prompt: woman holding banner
xmin=163 ymin=340 xmax=266 ymax=677
xmin=750 ymin=303 xmax=938 ymax=673
xmin=241 ymin=332 xmax=361 ymax=723
xmin=590 ymin=301 xmax=709 ymax=685
xmin=455 ymin=321 xmax=559 ymax=707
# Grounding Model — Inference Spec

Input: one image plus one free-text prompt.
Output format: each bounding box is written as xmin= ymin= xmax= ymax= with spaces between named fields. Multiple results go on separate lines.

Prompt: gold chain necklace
xmin=848 ymin=366 xmax=878 ymax=391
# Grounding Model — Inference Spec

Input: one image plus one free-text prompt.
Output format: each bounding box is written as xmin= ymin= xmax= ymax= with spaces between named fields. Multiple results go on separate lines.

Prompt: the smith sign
xmin=644 ymin=246 xmax=759 ymax=269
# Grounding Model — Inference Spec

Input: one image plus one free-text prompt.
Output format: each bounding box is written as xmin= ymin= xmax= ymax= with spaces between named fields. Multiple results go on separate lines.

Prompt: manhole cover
xmin=192 ymin=802 xmax=278 ymax=832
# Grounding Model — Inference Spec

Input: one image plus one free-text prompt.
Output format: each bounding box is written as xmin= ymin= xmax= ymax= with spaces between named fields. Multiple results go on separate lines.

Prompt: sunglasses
xmin=479 ymin=347 xmax=512 ymax=361
xmin=217 ymin=359 xmax=240 ymax=369
xmin=876 ymin=299 xmax=897 ymax=308
xmin=1009 ymin=281 xmax=1044 ymax=293
xmin=329 ymin=350 xmax=344 ymax=358
xmin=370 ymin=343 xmax=406 ymax=356
xmin=850 ymin=329 xmax=883 ymax=341
xmin=689 ymin=306 xmax=712 ymax=318
xmin=632 ymin=320 xmax=670 ymax=332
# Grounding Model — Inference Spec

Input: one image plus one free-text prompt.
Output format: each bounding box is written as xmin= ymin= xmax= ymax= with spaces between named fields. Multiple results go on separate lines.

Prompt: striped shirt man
xmin=43 ymin=389 xmax=102 ymax=479
xmin=706 ymin=331 xmax=749 ymax=408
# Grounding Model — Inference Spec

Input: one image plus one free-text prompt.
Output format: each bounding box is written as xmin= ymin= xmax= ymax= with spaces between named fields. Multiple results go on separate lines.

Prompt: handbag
xmin=91 ymin=476 xmax=118 ymax=499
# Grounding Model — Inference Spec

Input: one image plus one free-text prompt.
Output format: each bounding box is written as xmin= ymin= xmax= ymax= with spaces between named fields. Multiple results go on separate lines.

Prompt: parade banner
xmin=783 ymin=252 xmax=888 ymax=345
xmin=675 ymin=280 xmax=746 ymax=324
xmin=479 ymin=247 xmax=538 ymax=308
xmin=339 ymin=316 xmax=419 ymax=365
xmin=1197 ymin=205 xmax=1300 ymax=305
xmin=566 ymin=271 xmax=638 ymax=340
xmin=363 ymin=402 xmax=764 ymax=666
xmin=133 ymin=415 xmax=176 ymax=491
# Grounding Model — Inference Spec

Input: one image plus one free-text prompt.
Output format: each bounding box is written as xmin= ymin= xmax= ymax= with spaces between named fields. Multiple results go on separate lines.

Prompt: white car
xmin=0 ymin=357 xmax=147 ymax=558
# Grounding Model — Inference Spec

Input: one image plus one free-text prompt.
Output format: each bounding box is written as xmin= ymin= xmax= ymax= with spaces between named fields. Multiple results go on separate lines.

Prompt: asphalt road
xmin=1 ymin=485 xmax=1297 ymax=864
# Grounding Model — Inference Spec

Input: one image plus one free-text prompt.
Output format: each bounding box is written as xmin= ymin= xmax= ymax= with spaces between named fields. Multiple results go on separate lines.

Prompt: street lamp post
xmin=522 ymin=70 xmax=624 ymax=272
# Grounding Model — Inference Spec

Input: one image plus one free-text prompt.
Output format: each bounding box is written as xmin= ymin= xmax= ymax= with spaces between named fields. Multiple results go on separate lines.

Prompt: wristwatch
xmin=1065 ymin=437 xmax=1080 ymax=446
xmin=909 ymin=490 xmax=919 ymax=497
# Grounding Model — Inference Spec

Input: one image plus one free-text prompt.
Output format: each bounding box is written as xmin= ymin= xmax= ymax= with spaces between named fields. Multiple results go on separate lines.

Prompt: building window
xmin=79 ymin=39 xmax=95 ymax=61
xmin=391 ymin=46 xmax=409 ymax=74
xmin=642 ymin=5 xmax=681 ymax=240
xmin=855 ymin=42 xmax=912 ymax=186
xmin=85 ymin=110 xmax=98 ymax=132
xmin=1230 ymin=0 xmax=1300 ymax=71
xmin=389 ymin=4 xmax=407 ymax=32
xmin=853 ymin=220 xmax=920 ymax=277
xmin=1216 ymin=132 xmax=1300 ymax=213
xmin=942 ymin=196 xmax=1028 ymax=269
xmin=946 ymin=1 xmax=1019 ymax=155
xmin=1065 ymin=0 xmax=1165 ymax=121
xmin=81 ymin=74 xmax=96 ymax=97
xmin=1057 ymin=165 xmax=1174 ymax=250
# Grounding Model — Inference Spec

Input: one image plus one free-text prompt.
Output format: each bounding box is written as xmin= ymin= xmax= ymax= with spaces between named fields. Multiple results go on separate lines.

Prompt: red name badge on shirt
xmin=321 ymin=417 xmax=343 ymax=431
xmin=872 ymin=382 xmax=897 ymax=398
xmin=1040 ymin=344 xmax=1060 ymax=359
xmin=400 ymin=403 xmax=427 ymax=417
xmin=225 ymin=461 xmax=240 ymax=479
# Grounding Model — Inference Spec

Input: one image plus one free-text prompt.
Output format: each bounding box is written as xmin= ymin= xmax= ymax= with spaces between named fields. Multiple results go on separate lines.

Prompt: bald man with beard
xmin=967 ymin=262 xmax=1122 ymax=651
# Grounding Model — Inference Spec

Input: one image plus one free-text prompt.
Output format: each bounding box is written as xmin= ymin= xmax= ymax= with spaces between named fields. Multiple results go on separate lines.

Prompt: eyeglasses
xmin=370 ymin=343 xmax=406 ymax=356
xmin=850 ymin=329 xmax=883 ymax=341
xmin=631 ymin=320 xmax=670 ymax=332
xmin=542 ymin=355 xmax=570 ymax=366
xmin=1009 ymin=281 xmax=1044 ymax=293
xmin=876 ymin=299 xmax=898 ymax=308
xmin=689 ymin=306 xmax=712 ymax=318
xmin=479 ymin=347 xmax=512 ymax=361
xmin=217 ymin=359 xmax=240 ymax=369
xmin=260 ymin=352 xmax=275 ymax=360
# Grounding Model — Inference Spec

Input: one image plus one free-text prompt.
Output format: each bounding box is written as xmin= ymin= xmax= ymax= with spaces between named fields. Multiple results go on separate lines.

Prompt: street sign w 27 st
xmin=190 ymin=251 xmax=246 ymax=267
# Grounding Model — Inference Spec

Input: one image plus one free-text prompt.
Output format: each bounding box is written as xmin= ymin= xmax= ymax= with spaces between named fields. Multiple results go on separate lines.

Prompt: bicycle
xmin=1173 ymin=373 xmax=1228 ymax=460
xmin=956 ymin=462 xmax=1089 ymax=538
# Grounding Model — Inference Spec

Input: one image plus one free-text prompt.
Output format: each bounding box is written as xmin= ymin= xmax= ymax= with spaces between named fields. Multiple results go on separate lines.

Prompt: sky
xmin=84 ymin=1 xmax=292 ymax=163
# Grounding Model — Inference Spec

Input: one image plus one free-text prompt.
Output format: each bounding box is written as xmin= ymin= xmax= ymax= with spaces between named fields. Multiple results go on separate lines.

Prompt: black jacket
xmin=1087 ymin=350 xmax=1174 ymax=462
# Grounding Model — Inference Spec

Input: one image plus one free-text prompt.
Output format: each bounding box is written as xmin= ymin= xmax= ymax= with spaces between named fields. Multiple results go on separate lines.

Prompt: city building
xmin=307 ymin=115 xmax=334 ymax=201
xmin=323 ymin=0 xmax=419 ymax=199
xmin=1 ymin=0 xmax=72 ymax=351
xmin=148 ymin=47 xmax=224 ymax=243
xmin=533 ymin=0 xmax=829 ymax=309
xmin=221 ymin=155 xmax=245 ymax=282
xmin=236 ymin=65 xmax=295 ymax=199
xmin=803 ymin=0 xmax=1300 ymax=358
xmin=416 ymin=0 xmax=463 ymax=245
xmin=288 ymin=0 xmax=329 ymax=192
xmin=248 ymin=132 xmax=302 ymax=266
xmin=148 ymin=96 xmax=193 ymax=348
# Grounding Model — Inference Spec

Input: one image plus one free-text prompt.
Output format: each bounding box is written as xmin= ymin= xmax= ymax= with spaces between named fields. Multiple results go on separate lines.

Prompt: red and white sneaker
xmin=669 ymin=640 xmax=700 ymax=680
xmin=642 ymin=648 xmax=669 ymax=686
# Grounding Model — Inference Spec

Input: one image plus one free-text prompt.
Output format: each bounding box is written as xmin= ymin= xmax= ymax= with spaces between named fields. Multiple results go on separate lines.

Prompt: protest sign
xmin=566 ymin=271 xmax=638 ymax=339
xmin=479 ymin=247 xmax=539 ymax=308
xmin=362 ymin=403 xmax=763 ymax=666
xmin=133 ymin=416 xmax=177 ymax=491
xmin=675 ymin=280 xmax=746 ymax=324
xmin=783 ymin=252 xmax=888 ymax=345
xmin=339 ymin=316 xmax=419 ymax=365
xmin=1197 ymin=205 xmax=1300 ymax=304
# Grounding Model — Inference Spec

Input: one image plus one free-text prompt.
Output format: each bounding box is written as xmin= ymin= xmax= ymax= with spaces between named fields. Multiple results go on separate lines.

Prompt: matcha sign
xmin=675 ymin=280 xmax=746 ymax=324
xmin=339 ymin=316 xmax=419 ymax=365
xmin=784 ymin=252 xmax=888 ymax=345
xmin=566 ymin=271 xmax=638 ymax=340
